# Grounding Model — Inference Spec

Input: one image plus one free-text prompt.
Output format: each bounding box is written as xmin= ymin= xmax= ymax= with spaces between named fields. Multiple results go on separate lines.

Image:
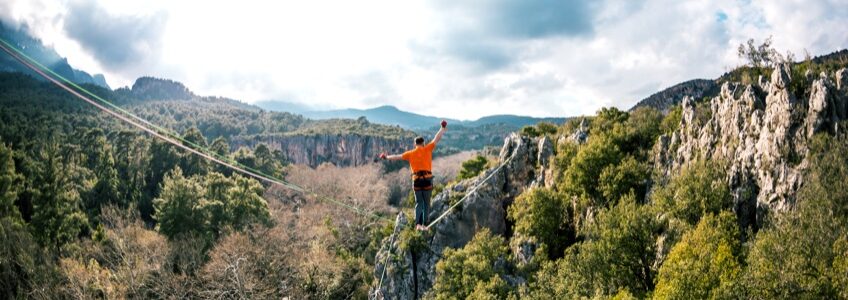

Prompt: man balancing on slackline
xmin=380 ymin=120 xmax=447 ymax=231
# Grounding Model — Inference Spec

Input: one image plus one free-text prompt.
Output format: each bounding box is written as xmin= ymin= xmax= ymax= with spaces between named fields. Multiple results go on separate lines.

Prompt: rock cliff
xmin=654 ymin=65 xmax=848 ymax=229
xmin=371 ymin=133 xmax=553 ymax=299
xmin=233 ymin=134 xmax=409 ymax=168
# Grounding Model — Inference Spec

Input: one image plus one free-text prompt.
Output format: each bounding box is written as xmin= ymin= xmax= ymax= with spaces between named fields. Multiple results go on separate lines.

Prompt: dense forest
xmin=2 ymin=38 xmax=848 ymax=300
xmin=0 ymin=71 xmax=427 ymax=298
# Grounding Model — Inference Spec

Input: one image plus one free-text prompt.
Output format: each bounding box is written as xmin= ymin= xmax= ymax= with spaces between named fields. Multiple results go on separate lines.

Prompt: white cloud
xmin=2 ymin=0 xmax=847 ymax=119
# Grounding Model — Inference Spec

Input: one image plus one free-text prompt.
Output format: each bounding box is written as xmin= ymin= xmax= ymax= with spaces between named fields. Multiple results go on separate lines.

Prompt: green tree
xmin=468 ymin=276 xmax=513 ymax=300
xmin=27 ymin=144 xmax=89 ymax=252
xmin=508 ymin=188 xmax=573 ymax=258
xmin=592 ymin=107 xmax=629 ymax=133
xmin=155 ymin=169 xmax=271 ymax=243
xmin=202 ymin=172 xmax=235 ymax=239
xmin=652 ymin=160 xmax=731 ymax=225
xmin=535 ymin=122 xmax=558 ymax=136
xmin=623 ymin=107 xmax=662 ymax=155
xmin=0 ymin=142 xmax=22 ymax=221
xmin=209 ymin=136 xmax=230 ymax=158
xmin=253 ymin=143 xmax=286 ymax=179
xmin=551 ymin=141 xmax=578 ymax=185
xmin=833 ymin=237 xmax=848 ymax=300
xmin=745 ymin=134 xmax=848 ymax=298
xmin=225 ymin=174 xmax=272 ymax=230
xmin=0 ymin=217 xmax=57 ymax=298
xmin=458 ymin=155 xmax=489 ymax=180
xmin=560 ymin=135 xmax=623 ymax=209
xmin=433 ymin=229 xmax=513 ymax=300
xmin=660 ymin=105 xmax=682 ymax=134
xmin=153 ymin=167 xmax=209 ymax=241
xmin=112 ymin=131 xmax=149 ymax=214
xmin=209 ymin=137 xmax=232 ymax=176
xmin=81 ymin=129 xmax=123 ymax=217
xmin=144 ymin=140 xmax=181 ymax=221
xmin=233 ymin=144 xmax=286 ymax=180
xmin=521 ymin=125 xmax=540 ymax=137
xmin=526 ymin=195 xmax=659 ymax=298
xmin=598 ymin=156 xmax=650 ymax=204
xmin=654 ymin=212 xmax=743 ymax=299
xmin=180 ymin=127 xmax=210 ymax=176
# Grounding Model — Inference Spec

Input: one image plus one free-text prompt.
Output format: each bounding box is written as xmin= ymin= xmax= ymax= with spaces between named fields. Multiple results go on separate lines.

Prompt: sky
xmin=1 ymin=0 xmax=847 ymax=120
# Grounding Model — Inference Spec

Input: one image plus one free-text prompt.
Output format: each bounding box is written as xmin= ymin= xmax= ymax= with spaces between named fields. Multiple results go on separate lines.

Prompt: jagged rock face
xmin=371 ymin=133 xmax=552 ymax=299
xmin=567 ymin=118 xmax=589 ymax=145
xmin=233 ymin=134 xmax=408 ymax=168
xmin=654 ymin=65 xmax=848 ymax=228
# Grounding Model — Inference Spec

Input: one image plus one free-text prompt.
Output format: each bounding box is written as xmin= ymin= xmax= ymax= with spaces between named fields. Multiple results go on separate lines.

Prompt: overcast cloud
xmin=1 ymin=0 xmax=847 ymax=119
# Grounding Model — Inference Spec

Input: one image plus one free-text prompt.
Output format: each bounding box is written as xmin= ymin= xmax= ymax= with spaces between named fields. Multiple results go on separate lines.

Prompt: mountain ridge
xmin=631 ymin=49 xmax=848 ymax=112
xmin=0 ymin=22 xmax=110 ymax=89
xmin=256 ymin=101 xmax=568 ymax=130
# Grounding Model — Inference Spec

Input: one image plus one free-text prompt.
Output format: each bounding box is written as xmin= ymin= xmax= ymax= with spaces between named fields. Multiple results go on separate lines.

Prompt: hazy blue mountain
xmin=0 ymin=22 xmax=109 ymax=88
xmin=301 ymin=105 xmax=460 ymax=130
xmin=253 ymin=100 xmax=315 ymax=115
xmin=256 ymin=101 xmax=567 ymax=130
xmin=465 ymin=114 xmax=569 ymax=128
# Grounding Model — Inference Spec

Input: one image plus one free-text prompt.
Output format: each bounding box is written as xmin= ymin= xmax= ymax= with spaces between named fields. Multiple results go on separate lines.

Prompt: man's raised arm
xmin=380 ymin=152 xmax=404 ymax=161
xmin=432 ymin=120 xmax=447 ymax=145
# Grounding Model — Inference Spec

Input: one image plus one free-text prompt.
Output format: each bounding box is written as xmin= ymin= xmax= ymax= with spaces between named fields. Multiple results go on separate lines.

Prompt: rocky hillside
xmin=655 ymin=65 xmax=848 ymax=229
xmin=630 ymin=79 xmax=719 ymax=112
xmin=371 ymin=65 xmax=848 ymax=299
xmin=373 ymin=133 xmax=555 ymax=299
xmin=631 ymin=49 xmax=848 ymax=112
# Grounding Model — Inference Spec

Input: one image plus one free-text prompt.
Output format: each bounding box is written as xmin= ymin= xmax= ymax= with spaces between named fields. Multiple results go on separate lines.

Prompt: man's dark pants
xmin=414 ymin=190 xmax=431 ymax=226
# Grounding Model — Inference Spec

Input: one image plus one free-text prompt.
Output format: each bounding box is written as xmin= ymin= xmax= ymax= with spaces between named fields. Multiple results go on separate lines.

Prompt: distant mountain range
xmin=0 ymin=22 xmax=109 ymax=89
xmin=255 ymin=101 xmax=568 ymax=131
xmin=0 ymin=20 xmax=562 ymax=152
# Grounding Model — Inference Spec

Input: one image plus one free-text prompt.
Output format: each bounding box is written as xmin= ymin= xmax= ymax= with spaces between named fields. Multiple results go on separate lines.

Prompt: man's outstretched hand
xmin=441 ymin=120 xmax=447 ymax=128
xmin=379 ymin=152 xmax=388 ymax=160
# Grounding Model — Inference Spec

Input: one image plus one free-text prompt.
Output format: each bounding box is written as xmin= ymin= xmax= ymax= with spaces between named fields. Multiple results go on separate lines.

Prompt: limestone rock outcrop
xmin=654 ymin=65 xmax=848 ymax=228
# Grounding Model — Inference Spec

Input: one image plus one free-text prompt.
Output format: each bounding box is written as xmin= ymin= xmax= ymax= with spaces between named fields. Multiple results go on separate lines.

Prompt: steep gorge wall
xmin=232 ymin=134 xmax=409 ymax=168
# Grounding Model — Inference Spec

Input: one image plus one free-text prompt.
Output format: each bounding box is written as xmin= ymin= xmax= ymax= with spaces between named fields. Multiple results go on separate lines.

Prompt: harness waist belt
xmin=412 ymin=170 xmax=433 ymax=191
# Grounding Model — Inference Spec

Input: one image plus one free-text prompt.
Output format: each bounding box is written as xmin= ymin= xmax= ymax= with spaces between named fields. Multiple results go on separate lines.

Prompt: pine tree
xmin=143 ymin=140 xmax=181 ymax=221
xmin=0 ymin=141 xmax=22 ymax=221
xmin=153 ymin=167 xmax=208 ymax=241
xmin=28 ymin=143 xmax=89 ymax=252
xmin=180 ymin=127 xmax=210 ymax=177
